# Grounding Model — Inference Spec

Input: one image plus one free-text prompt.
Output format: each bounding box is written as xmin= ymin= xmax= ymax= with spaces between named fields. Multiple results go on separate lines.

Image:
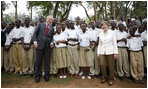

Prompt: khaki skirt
xmin=79 ymin=47 xmax=93 ymax=67
xmin=56 ymin=47 xmax=67 ymax=68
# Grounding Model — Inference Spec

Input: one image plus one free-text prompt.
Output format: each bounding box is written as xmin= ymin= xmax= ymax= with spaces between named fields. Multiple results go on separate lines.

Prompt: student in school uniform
xmin=50 ymin=18 xmax=58 ymax=78
xmin=116 ymin=23 xmax=130 ymax=81
xmin=21 ymin=18 xmax=35 ymax=75
xmin=127 ymin=28 xmax=144 ymax=84
xmin=67 ymin=21 xmax=79 ymax=77
xmin=77 ymin=22 xmax=92 ymax=79
xmin=1 ymin=22 xmax=7 ymax=68
xmin=53 ymin=24 xmax=68 ymax=78
xmin=4 ymin=26 xmax=14 ymax=74
xmin=89 ymin=21 xmax=100 ymax=78
xmin=11 ymin=19 xmax=23 ymax=75
xmin=141 ymin=28 xmax=147 ymax=68
xmin=97 ymin=22 xmax=118 ymax=86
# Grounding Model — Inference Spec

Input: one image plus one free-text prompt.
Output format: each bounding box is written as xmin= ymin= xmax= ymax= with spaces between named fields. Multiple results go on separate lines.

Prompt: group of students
xmin=1 ymin=16 xmax=147 ymax=86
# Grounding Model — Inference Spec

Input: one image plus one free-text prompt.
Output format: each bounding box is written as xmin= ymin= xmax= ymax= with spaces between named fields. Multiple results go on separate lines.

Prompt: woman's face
xmin=102 ymin=23 xmax=108 ymax=30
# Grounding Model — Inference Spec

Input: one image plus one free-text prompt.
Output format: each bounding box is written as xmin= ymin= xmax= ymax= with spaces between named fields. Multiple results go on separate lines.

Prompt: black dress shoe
xmin=118 ymin=76 xmax=124 ymax=81
xmin=44 ymin=77 xmax=49 ymax=82
xmin=53 ymin=74 xmax=57 ymax=78
xmin=35 ymin=77 xmax=40 ymax=83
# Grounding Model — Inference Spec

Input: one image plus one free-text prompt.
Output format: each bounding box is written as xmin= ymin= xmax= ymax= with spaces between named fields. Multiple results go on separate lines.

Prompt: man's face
xmin=70 ymin=22 xmax=74 ymax=28
xmin=56 ymin=26 xmax=61 ymax=34
xmin=25 ymin=19 xmax=30 ymax=26
xmin=96 ymin=21 xmax=101 ymax=28
xmin=46 ymin=17 xmax=53 ymax=25
xmin=15 ymin=20 xmax=20 ymax=27
xmin=9 ymin=23 xmax=14 ymax=29
xmin=1 ymin=22 xmax=6 ymax=29
xmin=61 ymin=23 xmax=66 ymax=29
xmin=80 ymin=24 xmax=86 ymax=31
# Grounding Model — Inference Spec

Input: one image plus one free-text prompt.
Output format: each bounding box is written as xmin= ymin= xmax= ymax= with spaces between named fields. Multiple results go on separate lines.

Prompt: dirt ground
xmin=1 ymin=72 xmax=147 ymax=88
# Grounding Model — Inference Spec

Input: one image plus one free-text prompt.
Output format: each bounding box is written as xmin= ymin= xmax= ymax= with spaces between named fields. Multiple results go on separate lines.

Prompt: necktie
xmin=46 ymin=24 xmax=49 ymax=35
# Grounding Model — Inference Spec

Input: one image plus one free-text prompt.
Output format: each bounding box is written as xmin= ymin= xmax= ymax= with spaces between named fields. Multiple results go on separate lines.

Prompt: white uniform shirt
xmin=115 ymin=30 xmax=128 ymax=47
xmin=67 ymin=29 xmax=79 ymax=45
xmin=89 ymin=28 xmax=100 ymax=41
xmin=141 ymin=30 xmax=147 ymax=41
xmin=5 ymin=32 xmax=13 ymax=46
xmin=127 ymin=37 xmax=143 ymax=51
xmin=11 ymin=27 xmax=23 ymax=43
xmin=21 ymin=26 xmax=35 ymax=43
xmin=53 ymin=33 xmax=67 ymax=48
xmin=97 ymin=30 xmax=118 ymax=55
xmin=78 ymin=31 xmax=91 ymax=47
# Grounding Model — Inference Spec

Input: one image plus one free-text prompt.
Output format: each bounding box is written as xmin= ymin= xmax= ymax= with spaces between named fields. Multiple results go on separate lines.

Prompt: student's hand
xmin=97 ymin=54 xmax=100 ymax=59
xmin=34 ymin=43 xmax=38 ymax=49
xmin=121 ymin=38 xmax=126 ymax=41
xmin=135 ymin=35 xmax=140 ymax=37
xmin=12 ymin=38 xmax=17 ymax=42
xmin=114 ymin=54 xmax=118 ymax=59
xmin=56 ymin=41 xmax=59 ymax=45
xmin=77 ymin=46 xmax=80 ymax=50
xmin=85 ymin=47 xmax=90 ymax=51
xmin=50 ymin=43 xmax=54 ymax=48
xmin=127 ymin=36 xmax=131 ymax=39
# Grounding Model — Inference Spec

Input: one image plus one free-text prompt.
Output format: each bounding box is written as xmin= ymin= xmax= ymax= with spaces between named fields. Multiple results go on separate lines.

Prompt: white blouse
xmin=97 ymin=29 xmax=118 ymax=55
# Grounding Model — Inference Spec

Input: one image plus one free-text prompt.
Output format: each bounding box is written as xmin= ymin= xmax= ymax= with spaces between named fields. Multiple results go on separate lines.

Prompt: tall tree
xmin=12 ymin=1 xmax=17 ymax=20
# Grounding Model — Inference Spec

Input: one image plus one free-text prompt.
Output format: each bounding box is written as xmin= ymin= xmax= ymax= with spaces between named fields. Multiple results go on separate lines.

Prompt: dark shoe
xmin=35 ymin=77 xmax=40 ymax=83
xmin=44 ymin=77 xmax=49 ymax=82
xmin=101 ymin=78 xmax=107 ymax=83
xmin=118 ymin=76 xmax=124 ymax=81
xmin=108 ymin=81 xmax=114 ymax=86
xmin=139 ymin=80 xmax=144 ymax=84
xmin=95 ymin=75 xmax=99 ymax=78
xmin=134 ymin=79 xmax=139 ymax=83
xmin=53 ymin=74 xmax=57 ymax=78
xmin=30 ymin=74 xmax=34 ymax=77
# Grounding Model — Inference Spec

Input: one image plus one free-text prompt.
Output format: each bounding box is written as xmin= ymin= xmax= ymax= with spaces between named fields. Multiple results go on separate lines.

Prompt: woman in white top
xmin=97 ymin=22 xmax=118 ymax=86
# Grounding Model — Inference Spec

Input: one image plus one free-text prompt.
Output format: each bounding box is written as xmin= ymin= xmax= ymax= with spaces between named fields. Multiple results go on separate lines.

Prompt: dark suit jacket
xmin=33 ymin=22 xmax=54 ymax=49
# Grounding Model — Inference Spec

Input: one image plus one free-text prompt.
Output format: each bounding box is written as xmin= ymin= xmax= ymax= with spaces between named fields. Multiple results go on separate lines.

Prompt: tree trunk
xmin=15 ymin=1 xmax=17 ymax=20
xmin=110 ymin=1 xmax=113 ymax=17
xmin=104 ymin=2 xmax=108 ymax=20
xmin=1 ymin=9 xmax=3 ymax=22
xmin=53 ymin=1 xmax=60 ymax=18
xmin=30 ymin=6 xmax=32 ymax=22
xmin=80 ymin=3 xmax=91 ymax=21
xmin=93 ymin=1 xmax=97 ymax=21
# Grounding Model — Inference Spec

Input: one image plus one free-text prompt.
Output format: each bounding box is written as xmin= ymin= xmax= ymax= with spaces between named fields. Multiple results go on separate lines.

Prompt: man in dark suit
xmin=33 ymin=15 xmax=54 ymax=83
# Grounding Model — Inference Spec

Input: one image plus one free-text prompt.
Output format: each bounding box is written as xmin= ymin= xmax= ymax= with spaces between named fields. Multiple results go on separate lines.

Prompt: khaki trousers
xmin=50 ymin=47 xmax=58 ymax=74
xmin=12 ymin=44 xmax=23 ymax=73
xmin=22 ymin=45 xmax=34 ymax=74
xmin=1 ymin=47 xmax=4 ymax=68
xmin=130 ymin=51 xmax=144 ymax=80
xmin=4 ymin=47 xmax=14 ymax=72
xmin=116 ymin=48 xmax=130 ymax=77
xmin=67 ymin=45 xmax=79 ymax=74
xmin=100 ymin=54 xmax=114 ymax=81
xmin=90 ymin=47 xmax=100 ymax=75
xmin=143 ymin=46 xmax=147 ymax=68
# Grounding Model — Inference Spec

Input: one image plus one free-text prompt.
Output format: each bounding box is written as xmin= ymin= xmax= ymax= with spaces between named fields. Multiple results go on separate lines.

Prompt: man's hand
xmin=77 ymin=46 xmax=80 ymax=50
xmin=34 ymin=43 xmax=38 ymax=49
xmin=56 ymin=41 xmax=60 ymax=45
xmin=50 ymin=43 xmax=54 ymax=48
xmin=114 ymin=54 xmax=118 ymax=59
xmin=97 ymin=54 xmax=100 ymax=59
xmin=85 ymin=47 xmax=90 ymax=51
xmin=12 ymin=38 xmax=17 ymax=42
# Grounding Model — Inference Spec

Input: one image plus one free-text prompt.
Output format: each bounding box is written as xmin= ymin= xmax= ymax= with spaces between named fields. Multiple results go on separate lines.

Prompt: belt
xmin=68 ymin=44 xmax=77 ymax=46
xmin=130 ymin=50 xmax=142 ymax=52
xmin=118 ymin=47 xmax=127 ymax=48
xmin=24 ymin=43 xmax=30 ymax=45
xmin=12 ymin=43 xmax=22 ymax=44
